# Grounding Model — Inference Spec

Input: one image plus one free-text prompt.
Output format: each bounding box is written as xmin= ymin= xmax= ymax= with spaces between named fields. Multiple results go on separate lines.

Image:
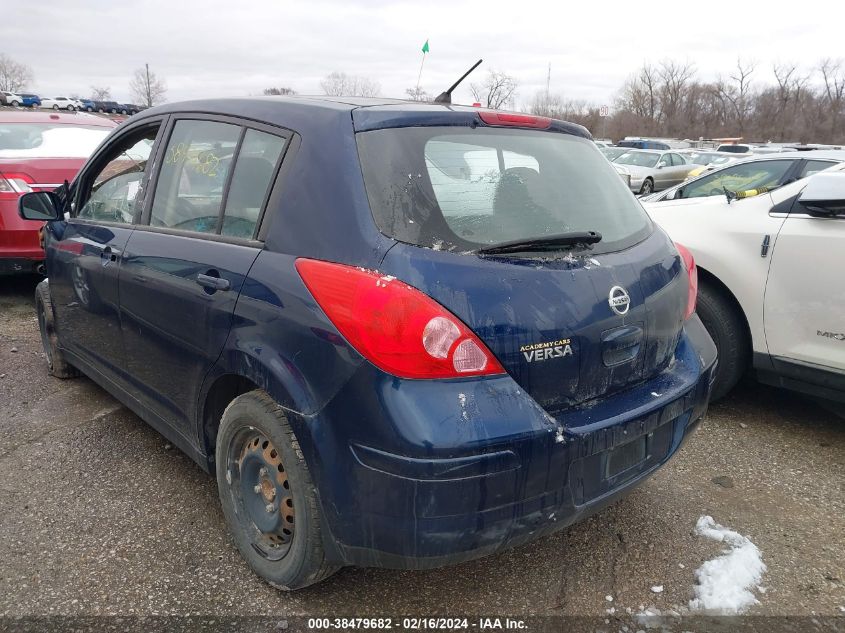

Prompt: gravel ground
xmin=0 ymin=274 xmax=843 ymax=621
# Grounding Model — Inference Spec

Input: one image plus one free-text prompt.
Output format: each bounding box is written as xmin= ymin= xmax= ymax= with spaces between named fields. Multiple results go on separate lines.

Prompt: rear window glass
xmin=357 ymin=127 xmax=652 ymax=255
xmin=0 ymin=123 xmax=110 ymax=158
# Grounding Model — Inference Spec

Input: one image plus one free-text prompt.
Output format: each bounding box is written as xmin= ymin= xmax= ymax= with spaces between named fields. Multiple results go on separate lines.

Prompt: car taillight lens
xmin=295 ymin=258 xmax=506 ymax=379
xmin=0 ymin=172 xmax=34 ymax=200
xmin=675 ymin=243 xmax=697 ymax=320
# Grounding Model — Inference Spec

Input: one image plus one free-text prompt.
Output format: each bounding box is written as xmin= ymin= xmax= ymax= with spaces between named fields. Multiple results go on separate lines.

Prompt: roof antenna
xmin=433 ymin=59 xmax=483 ymax=104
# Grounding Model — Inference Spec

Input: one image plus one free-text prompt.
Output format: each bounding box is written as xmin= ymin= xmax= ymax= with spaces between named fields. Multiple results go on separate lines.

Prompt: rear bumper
xmin=298 ymin=315 xmax=717 ymax=569
xmin=0 ymin=199 xmax=45 ymax=271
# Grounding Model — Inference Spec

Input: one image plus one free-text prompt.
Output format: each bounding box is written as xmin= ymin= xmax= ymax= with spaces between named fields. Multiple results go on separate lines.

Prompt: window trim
xmin=70 ymin=115 xmax=170 ymax=227
xmin=137 ymin=112 xmax=292 ymax=244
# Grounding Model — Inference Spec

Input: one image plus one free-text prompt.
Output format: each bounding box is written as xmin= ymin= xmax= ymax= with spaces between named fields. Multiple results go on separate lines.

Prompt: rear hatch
xmin=356 ymin=114 xmax=689 ymax=412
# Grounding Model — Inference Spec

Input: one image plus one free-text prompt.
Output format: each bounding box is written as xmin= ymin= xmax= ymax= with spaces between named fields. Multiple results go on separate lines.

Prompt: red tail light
xmin=295 ymin=259 xmax=506 ymax=379
xmin=675 ymin=243 xmax=698 ymax=320
xmin=0 ymin=172 xmax=34 ymax=200
xmin=478 ymin=111 xmax=551 ymax=129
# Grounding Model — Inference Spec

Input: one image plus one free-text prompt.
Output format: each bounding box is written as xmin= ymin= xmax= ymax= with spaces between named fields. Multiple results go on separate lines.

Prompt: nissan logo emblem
xmin=608 ymin=286 xmax=631 ymax=316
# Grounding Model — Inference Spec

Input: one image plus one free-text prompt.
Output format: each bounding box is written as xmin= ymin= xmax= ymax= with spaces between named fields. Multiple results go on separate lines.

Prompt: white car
xmin=643 ymin=162 xmax=845 ymax=403
xmin=1 ymin=91 xmax=24 ymax=107
xmin=40 ymin=96 xmax=83 ymax=111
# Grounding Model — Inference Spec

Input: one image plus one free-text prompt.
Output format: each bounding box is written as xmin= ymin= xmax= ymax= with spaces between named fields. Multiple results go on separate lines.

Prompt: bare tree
xmin=320 ymin=72 xmax=380 ymax=97
xmin=263 ymin=86 xmax=297 ymax=95
xmin=819 ymin=58 xmax=845 ymax=138
xmin=470 ymin=70 xmax=517 ymax=110
xmin=129 ymin=64 xmax=167 ymax=107
xmin=0 ymin=53 xmax=33 ymax=92
xmin=716 ymin=58 xmax=756 ymax=134
xmin=405 ymin=87 xmax=430 ymax=101
xmin=90 ymin=85 xmax=112 ymax=101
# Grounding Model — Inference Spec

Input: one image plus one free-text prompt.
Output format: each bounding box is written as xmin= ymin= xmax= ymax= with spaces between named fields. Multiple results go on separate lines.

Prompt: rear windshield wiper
xmin=477 ymin=231 xmax=602 ymax=255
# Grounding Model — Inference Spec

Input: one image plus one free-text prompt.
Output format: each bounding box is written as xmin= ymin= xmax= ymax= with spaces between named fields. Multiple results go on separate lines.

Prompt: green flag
xmin=421 ymin=39 xmax=430 ymax=54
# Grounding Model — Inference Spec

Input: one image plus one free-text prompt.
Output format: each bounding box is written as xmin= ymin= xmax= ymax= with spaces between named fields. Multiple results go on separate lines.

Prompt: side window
xmin=670 ymin=153 xmax=685 ymax=166
xmin=76 ymin=125 xmax=159 ymax=224
xmin=799 ymin=160 xmax=835 ymax=178
xmin=150 ymin=120 xmax=240 ymax=233
xmin=221 ymin=129 xmax=286 ymax=238
xmin=680 ymin=160 xmax=793 ymax=199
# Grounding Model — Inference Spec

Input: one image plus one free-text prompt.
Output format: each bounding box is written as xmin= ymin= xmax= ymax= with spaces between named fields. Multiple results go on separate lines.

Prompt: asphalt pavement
xmin=0 ymin=274 xmax=842 ymax=622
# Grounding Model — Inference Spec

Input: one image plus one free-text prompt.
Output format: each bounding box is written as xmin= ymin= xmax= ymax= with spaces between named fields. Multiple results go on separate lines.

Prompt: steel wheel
xmin=640 ymin=179 xmax=654 ymax=195
xmin=226 ymin=430 xmax=296 ymax=561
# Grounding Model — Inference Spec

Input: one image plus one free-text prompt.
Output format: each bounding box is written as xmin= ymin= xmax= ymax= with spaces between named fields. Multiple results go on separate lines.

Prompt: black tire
xmin=35 ymin=280 xmax=79 ymax=379
xmin=67 ymin=105 xmax=75 ymax=111
xmin=52 ymin=104 xmax=60 ymax=110
xmin=11 ymin=100 xmax=20 ymax=107
xmin=216 ymin=390 xmax=338 ymax=590
xmin=640 ymin=178 xmax=654 ymax=195
xmin=697 ymin=282 xmax=749 ymax=401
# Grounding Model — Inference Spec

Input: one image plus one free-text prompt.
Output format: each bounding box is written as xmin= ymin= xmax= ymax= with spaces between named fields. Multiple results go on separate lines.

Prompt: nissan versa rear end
xmin=22 ymin=97 xmax=716 ymax=590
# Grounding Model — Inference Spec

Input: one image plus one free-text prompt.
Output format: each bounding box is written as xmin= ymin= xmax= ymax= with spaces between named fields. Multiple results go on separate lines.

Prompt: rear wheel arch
xmin=200 ymin=373 xmax=260 ymax=462
xmin=198 ymin=356 xmax=312 ymax=464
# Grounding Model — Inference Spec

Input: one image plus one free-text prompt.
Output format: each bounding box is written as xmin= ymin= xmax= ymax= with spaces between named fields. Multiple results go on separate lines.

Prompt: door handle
xmin=196 ymin=273 xmax=230 ymax=291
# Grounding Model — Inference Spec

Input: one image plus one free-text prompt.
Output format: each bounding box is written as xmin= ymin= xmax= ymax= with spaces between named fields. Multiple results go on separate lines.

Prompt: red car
xmin=0 ymin=110 xmax=116 ymax=274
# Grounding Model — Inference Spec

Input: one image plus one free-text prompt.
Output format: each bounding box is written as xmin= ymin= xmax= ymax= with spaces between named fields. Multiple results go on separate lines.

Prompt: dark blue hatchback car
xmin=19 ymin=96 xmax=716 ymax=589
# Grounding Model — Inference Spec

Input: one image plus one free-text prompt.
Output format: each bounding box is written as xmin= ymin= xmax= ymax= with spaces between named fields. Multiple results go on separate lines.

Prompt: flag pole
xmin=415 ymin=39 xmax=428 ymax=93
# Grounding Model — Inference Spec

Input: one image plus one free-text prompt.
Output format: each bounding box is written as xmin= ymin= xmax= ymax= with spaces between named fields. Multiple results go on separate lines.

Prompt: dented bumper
xmin=296 ymin=315 xmax=716 ymax=569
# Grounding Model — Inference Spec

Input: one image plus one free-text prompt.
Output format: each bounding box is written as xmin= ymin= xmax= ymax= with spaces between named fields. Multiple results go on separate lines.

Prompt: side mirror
xmin=797 ymin=172 xmax=845 ymax=217
xmin=656 ymin=163 xmax=666 ymax=169
xmin=665 ymin=188 xmax=678 ymax=200
xmin=18 ymin=191 xmax=63 ymax=221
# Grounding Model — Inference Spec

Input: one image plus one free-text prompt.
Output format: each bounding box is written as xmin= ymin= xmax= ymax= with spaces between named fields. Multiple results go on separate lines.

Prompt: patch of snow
xmin=651 ymin=391 xmax=661 ymax=397
xmin=678 ymin=563 xmax=685 ymax=569
xmin=554 ymin=427 xmax=565 ymax=443
xmin=688 ymin=515 xmax=767 ymax=614
xmin=605 ymin=595 xmax=614 ymax=602
xmin=650 ymin=585 xmax=664 ymax=593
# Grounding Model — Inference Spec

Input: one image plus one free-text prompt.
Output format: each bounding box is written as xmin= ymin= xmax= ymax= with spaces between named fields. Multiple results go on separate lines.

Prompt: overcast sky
xmin=4 ymin=0 xmax=844 ymax=106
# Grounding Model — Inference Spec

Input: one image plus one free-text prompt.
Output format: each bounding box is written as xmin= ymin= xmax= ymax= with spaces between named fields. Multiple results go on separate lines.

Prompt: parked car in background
xmin=617 ymin=138 xmax=671 ymax=150
xmin=2 ymin=91 xmax=27 ymax=107
xmin=643 ymin=163 xmax=845 ymax=403
xmin=0 ymin=110 xmax=116 ymax=274
xmin=679 ymin=150 xmax=744 ymax=179
xmin=40 ymin=97 xmax=84 ymax=111
xmin=612 ymin=149 xmax=696 ymax=194
xmin=120 ymin=104 xmax=141 ymax=115
xmin=599 ymin=146 xmax=628 ymax=162
xmin=749 ymin=145 xmax=796 ymax=155
xmin=93 ymin=100 xmax=124 ymax=113
xmin=716 ymin=143 xmax=752 ymax=154
xmin=641 ymin=151 xmax=845 ymax=204
xmin=77 ymin=99 xmax=97 ymax=112
xmin=11 ymin=94 xmax=42 ymax=108
xmin=19 ymin=96 xmax=715 ymax=590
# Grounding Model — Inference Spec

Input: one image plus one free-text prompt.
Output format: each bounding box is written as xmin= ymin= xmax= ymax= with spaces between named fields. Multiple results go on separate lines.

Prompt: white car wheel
xmin=52 ymin=104 xmax=60 ymax=110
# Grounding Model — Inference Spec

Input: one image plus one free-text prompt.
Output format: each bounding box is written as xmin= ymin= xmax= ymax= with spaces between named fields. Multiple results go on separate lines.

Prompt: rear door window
xmin=150 ymin=120 xmax=241 ymax=233
xmin=799 ymin=159 xmax=835 ymax=178
xmin=149 ymin=120 xmax=285 ymax=238
xmin=358 ymin=127 xmax=652 ymax=255
xmin=221 ymin=129 xmax=286 ymax=238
